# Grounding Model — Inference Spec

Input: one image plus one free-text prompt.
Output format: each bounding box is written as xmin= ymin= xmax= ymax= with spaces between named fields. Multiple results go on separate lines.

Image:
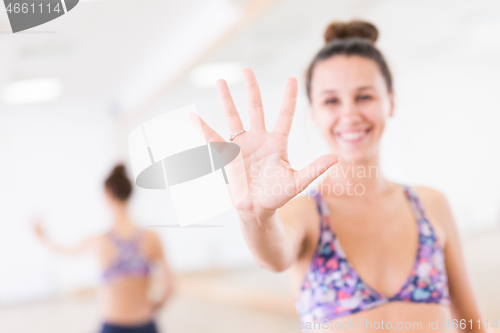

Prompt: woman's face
xmin=310 ymin=55 xmax=394 ymax=163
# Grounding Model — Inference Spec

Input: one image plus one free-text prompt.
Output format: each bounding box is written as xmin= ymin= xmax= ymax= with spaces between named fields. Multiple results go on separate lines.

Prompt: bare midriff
xmin=100 ymin=277 xmax=153 ymax=326
xmin=296 ymin=302 xmax=455 ymax=333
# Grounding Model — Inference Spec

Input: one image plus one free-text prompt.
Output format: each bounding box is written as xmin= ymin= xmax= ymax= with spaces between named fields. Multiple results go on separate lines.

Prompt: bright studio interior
xmin=1 ymin=0 xmax=500 ymax=332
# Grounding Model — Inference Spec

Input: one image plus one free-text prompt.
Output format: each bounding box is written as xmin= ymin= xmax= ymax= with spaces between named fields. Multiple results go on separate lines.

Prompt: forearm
xmin=151 ymin=276 xmax=175 ymax=311
xmin=238 ymin=210 xmax=295 ymax=272
xmin=162 ymin=276 xmax=175 ymax=302
xmin=38 ymin=237 xmax=80 ymax=254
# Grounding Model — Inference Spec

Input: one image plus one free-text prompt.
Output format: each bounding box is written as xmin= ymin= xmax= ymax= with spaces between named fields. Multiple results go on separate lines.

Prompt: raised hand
xmin=190 ymin=68 xmax=338 ymax=218
xmin=32 ymin=217 xmax=46 ymax=240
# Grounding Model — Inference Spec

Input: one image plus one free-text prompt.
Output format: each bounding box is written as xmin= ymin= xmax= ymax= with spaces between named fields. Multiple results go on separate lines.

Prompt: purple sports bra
xmin=102 ymin=229 xmax=151 ymax=282
xmin=295 ymin=185 xmax=450 ymax=325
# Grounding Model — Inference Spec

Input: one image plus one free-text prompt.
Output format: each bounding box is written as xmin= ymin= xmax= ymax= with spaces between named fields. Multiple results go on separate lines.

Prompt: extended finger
xmin=242 ymin=68 xmax=265 ymax=131
xmin=273 ymin=77 xmax=298 ymax=137
xmin=188 ymin=112 xmax=225 ymax=143
xmin=216 ymin=79 xmax=244 ymax=133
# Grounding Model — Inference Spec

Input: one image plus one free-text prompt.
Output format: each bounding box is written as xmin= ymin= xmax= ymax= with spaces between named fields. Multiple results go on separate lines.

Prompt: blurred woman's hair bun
xmin=105 ymin=163 xmax=132 ymax=202
xmin=111 ymin=164 xmax=126 ymax=176
xmin=324 ymin=20 xmax=378 ymax=44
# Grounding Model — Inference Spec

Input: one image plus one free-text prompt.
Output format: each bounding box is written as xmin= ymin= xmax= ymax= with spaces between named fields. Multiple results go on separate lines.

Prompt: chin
xmin=330 ymin=142 xmax=378 ymax=164
xmin=338 ymin=150 xmax=371 ymax=163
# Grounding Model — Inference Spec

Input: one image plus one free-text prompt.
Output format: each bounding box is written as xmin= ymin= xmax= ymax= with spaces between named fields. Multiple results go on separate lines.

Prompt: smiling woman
xmin=192 ymin=19 xmax=490 ymax=333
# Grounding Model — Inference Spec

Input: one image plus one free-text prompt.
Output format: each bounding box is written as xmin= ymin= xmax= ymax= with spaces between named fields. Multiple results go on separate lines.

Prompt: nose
xmin=338 ymin=98 xmax=362 ymax=123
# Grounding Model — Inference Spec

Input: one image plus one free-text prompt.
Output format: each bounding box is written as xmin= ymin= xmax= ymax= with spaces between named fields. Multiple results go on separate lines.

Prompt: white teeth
xmin=339 ymin=131 xmax=366 ymax=141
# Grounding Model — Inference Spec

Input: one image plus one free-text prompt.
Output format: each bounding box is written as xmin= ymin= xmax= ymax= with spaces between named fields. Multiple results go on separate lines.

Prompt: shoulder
xmin=413 ymin=186 xmax=447 ymax=201
xmin=142 ymin=228 xmax=160 ymax=241
xmin=413 ymin=186 xmax=451 ymax=217
xmin=139 ymin=228 xmax=162 ymax=248
xmin=141 ymin=228 xmax=165 ymax=256
xmin=277 ymin=193 xmax=319 ymax=226
xmin=413 ymin=186 xmax=455 ymax=248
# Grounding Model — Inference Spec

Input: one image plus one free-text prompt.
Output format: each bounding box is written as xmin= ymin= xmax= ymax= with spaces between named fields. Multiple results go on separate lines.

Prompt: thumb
xmin=294 ymin=154 xmax=338 ymax=193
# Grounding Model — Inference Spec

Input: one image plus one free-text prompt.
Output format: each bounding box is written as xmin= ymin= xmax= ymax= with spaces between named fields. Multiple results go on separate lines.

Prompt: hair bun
xmin=324 ymin=20 xmax=378 ymax=44
xmin=111 ymin=164 xmax=126 ymax=176
xmin=105 ymin=163 xmax=132 ymax=201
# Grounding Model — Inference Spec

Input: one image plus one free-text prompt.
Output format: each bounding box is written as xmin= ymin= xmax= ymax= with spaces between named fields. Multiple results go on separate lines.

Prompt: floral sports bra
xmin=101 ymin=229 xmax=151 ymax=283
xmin=295 ymin=185 xmax=450 ymax=326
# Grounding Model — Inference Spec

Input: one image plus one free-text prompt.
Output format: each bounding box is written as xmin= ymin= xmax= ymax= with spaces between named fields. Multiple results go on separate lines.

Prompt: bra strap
xmin=309 ymin=189 xmax=331 ymax=233
xmin=402 ymin=185 xmax=429 ymax=223
xmin=309 ymin=189 xmax=324 ymax=216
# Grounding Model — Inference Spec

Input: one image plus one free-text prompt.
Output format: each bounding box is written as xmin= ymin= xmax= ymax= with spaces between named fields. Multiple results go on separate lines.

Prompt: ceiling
xmin=2 ymin=0 xmax=499 ymax=111
xmin=0 ymin=0 xmax=203 ymax=104
xmin=178 ymin=0 xmax=500 ymax=90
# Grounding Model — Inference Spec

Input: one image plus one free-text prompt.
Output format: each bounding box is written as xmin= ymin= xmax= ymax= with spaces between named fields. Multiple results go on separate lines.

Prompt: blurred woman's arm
xmin=148 ymin=231 xmax=175 ymax=311
xmin=33 ymin=220 xmax=97 ymax=255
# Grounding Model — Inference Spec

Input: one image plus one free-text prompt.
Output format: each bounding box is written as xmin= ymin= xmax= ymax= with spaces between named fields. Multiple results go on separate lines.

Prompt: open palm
xmin=191 ymin=69 xmax=338 ymax=217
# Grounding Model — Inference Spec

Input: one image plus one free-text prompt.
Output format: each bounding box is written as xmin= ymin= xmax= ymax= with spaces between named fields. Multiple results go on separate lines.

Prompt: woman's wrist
xmin=237 ymin=208 xmax=277 ymax=228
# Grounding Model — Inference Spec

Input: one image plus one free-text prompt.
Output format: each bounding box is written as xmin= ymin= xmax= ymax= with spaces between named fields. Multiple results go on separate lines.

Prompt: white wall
xmin=0 ymin=100 xmax=116 ymax=303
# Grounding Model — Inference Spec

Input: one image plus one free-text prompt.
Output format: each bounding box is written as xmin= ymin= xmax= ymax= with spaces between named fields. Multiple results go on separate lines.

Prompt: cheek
xmin=312 ymin=108 xmax=336 ymax=133
xmin=363 ymin=103 xmax=387 ymax=131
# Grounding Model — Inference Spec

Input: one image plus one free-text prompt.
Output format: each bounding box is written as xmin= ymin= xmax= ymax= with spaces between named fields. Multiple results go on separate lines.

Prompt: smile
xmin=335 ymin=128 xmax=372 ymax=143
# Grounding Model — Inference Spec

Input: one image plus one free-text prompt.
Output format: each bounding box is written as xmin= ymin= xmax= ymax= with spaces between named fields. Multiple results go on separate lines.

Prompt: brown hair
xmin=104 ymin=164 xmax=132 ymax=202
xmin=306 ymin=20 xmax=393 ymax=101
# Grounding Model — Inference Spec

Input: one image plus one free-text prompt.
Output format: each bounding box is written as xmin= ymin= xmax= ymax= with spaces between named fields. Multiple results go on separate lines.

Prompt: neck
xmin=111 ymin=204 xmax=133 ymax=230
xmin=321 ymin=153 xmax=392 ymax=197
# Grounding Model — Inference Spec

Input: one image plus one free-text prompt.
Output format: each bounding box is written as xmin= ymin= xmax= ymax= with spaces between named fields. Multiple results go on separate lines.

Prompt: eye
xmin=356 ymin=95 xmax=373 ymax=102
xmin=325 ymin=97 xmax=340 ymax=105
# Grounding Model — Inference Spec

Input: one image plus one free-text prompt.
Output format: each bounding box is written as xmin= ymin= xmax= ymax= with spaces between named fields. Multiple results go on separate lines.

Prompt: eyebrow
xmin=320 ymin=86 xmax=375 ymax=94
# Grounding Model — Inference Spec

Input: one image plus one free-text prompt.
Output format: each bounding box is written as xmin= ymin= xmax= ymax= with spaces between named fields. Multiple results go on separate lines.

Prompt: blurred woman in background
xmin=193 ymin=21 xmax=487 ymax=332
xmin=34 ymin=164 xmax=174 ymax=333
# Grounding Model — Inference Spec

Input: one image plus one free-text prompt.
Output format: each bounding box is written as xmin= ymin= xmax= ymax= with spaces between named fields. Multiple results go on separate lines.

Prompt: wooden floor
xmin=0 ymin=268 xmax=298 ymax=333
xmin=1 ymin=229 xmax=499 ymax=333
